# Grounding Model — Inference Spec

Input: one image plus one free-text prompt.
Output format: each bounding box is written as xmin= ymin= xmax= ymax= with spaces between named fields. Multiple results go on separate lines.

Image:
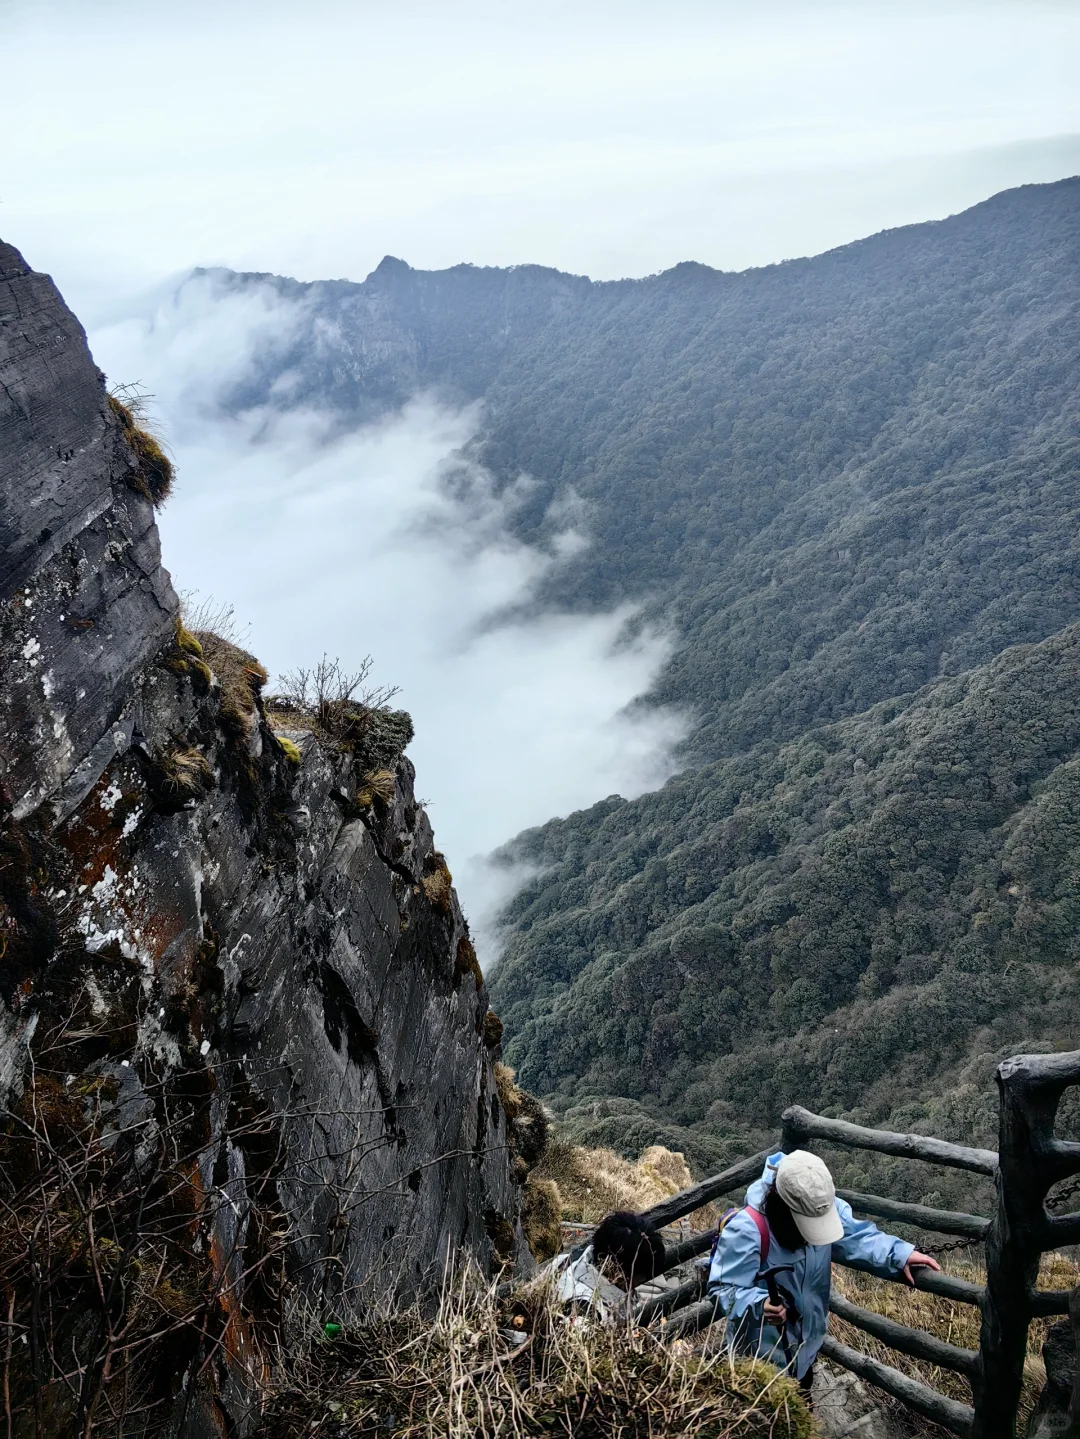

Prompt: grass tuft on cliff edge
xmin=253 ymin=1274 xmax=812 ymax=1439
xmin=196 ymin=631 xmax=269 ymax=739
xmin=108 ymin=390 xmax=174 ymax=506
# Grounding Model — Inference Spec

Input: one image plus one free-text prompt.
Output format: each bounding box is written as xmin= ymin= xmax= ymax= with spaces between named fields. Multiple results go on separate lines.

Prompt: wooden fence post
xmin=971 ymin=1066 xmax=1043 ymax=1438
xmin=694 ymin=1065 xmax=1080 ymax=1437
xmin=973 ymin=1053 xmax=1080 ymax=1439
xmin=781 ymin=1106 xmax=807 ymax=1154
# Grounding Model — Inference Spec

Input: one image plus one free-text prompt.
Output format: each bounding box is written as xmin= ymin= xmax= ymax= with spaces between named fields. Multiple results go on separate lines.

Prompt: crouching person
xmin=707 ymin=1150 xmax=941 ymax=1392
xmin=549 ymin=1211 xmax=666 ymax=1323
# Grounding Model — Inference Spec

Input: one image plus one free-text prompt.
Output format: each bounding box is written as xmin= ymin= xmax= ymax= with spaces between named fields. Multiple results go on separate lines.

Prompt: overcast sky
xmin=6 ymin=0 xmax=1079 ymax=951
xmin=3 ymin=0 xmax=1078 ymax=312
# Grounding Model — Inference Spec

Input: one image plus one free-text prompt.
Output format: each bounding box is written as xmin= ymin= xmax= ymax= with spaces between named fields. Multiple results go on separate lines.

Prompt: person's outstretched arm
xmin=830 ymin=1198 xmax=941 ymax=1283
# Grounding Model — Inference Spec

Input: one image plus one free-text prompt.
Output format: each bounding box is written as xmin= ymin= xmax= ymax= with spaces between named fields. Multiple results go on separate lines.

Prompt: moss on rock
xmin=454 ymin=936 xmax=483 ymax=989
xmin=345 ymin=706 xmax=414 ymax=771
xmin=480 ymin=1009 xmax=504 ymax=1048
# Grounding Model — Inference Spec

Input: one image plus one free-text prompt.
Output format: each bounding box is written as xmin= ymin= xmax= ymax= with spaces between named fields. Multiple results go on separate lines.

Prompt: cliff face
xmin=0 ymin=242 xmax=520 ymax=1435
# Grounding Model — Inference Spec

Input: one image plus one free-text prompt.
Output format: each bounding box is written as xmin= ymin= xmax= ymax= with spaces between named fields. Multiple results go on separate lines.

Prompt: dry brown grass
xmin=109 ymin=393 xmax=174 ymax=505
xmin=494 ymin=1062 xmax=524 ymax=1121
xmin=829 ymin=1250 xmax=1080 ymax=1428
xmin=252 ymin=1275 xmax=814 ymax=1439
xmin=421 ymin=858 xmax=453 ymax=914
xmin=355 ymin=768 xmax=396 ymax=806
xmin=534 ymin=1136 xmax=718 ymax=1229
xmin=521 ymin=1178 xmax=563 ymax=1261
xmin=155 ymin=745 xmax=213 ymax=800
xmin=196 ymin=631 xmax=269 ymax=738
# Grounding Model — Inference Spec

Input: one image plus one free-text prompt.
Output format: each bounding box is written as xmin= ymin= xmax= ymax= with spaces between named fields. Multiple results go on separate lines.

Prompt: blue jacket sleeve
xmin=706 ymin=1213 xmax=768 ymax=1321
xmin=830 ymin=1198 xmax=915 ymax=1277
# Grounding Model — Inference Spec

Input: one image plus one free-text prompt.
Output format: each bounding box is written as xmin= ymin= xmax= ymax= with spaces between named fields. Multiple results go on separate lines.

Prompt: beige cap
xmin=775 ymin=1150 xmax=845 ymax=1245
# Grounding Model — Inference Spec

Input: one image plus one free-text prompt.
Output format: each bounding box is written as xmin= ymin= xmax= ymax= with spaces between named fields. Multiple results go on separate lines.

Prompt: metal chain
xmin=1047 ymin=1175 xmax=1080 ymax=1211
xmin=928 ymin=1234 xmax=980 ymax=1254
xmin=916 ymin=1176 xmax=1079 ymax=1258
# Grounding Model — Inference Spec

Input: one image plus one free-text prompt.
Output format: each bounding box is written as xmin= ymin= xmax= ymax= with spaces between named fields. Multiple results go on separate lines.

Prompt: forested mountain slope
xmin=491 ymin=625 xmax=1080 ymax=1170
xmin=223 ymin=177 xmax=1080 ymax=762
xmin=211 ymin=177 xmax=1080 ymax=1163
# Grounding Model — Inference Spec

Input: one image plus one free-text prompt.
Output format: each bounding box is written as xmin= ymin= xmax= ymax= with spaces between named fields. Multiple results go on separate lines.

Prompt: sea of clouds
xmin=89 ymin=274 xmax=687 ymax=958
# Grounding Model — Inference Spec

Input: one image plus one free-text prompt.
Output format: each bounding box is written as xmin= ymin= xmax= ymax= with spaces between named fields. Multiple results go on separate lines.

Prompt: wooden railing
xmin=628 ymin=1049 xmax=1080 ymax=1439
xmin=976 ymin=1051 xmax=1080 ymax=1439
xmin=782 ymin=1102 xmax=989 ymax=1435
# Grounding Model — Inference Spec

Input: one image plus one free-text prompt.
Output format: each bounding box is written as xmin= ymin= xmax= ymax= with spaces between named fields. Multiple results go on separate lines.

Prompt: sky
xmin=3 ymin=0 xmax=1078 ymax=310
xmin=5 ymin=0 xmax=1079 ymax=950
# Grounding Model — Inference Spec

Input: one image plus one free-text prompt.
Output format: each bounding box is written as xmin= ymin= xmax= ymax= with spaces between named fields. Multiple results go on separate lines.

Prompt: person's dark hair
xmin=592 ymin=1210 xmax=666 ymax=1287
xmin=762 ymin=1183 xmax=805 ymax=1251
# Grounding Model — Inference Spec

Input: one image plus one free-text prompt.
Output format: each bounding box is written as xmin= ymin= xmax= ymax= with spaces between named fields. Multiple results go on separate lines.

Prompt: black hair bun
xmin=592 ymin=1210 xmax=666 ymax=1287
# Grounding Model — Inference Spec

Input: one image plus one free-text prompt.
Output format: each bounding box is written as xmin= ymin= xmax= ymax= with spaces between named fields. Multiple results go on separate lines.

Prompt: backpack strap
xmin=710 ymin=1205 xmax=771 ymax=1270
xmin=745 ymin=1206 xmax=771 ymax=1269
xmin=708 ymin=1206 xmax=740 ymax=1267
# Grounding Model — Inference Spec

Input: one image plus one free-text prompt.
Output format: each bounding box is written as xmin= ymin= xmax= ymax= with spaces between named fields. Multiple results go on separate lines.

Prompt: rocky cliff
xmin=0 ymin=241 xmax=521 ymax=1435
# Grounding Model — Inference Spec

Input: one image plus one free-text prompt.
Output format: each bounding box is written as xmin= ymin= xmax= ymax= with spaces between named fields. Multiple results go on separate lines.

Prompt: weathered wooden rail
xmin=628 ymin=1049 xmax=1080 ymax=1439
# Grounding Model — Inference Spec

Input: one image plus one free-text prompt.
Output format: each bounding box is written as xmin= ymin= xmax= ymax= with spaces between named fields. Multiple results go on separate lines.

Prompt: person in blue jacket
xmin=707 ymin=1149 xmax=941 ymax=1392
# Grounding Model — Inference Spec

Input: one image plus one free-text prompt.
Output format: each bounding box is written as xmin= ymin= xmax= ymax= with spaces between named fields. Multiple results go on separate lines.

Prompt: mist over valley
xmin=3 ymin=6 xmax=1080 ymax=1426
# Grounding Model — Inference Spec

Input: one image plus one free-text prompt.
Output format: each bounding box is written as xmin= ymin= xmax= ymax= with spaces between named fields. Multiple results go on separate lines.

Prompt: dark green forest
xmin=221 ymin=177 xmax=1080 ymax=1171
xmin=490 ymin=625 xmax=1080 ymax=1179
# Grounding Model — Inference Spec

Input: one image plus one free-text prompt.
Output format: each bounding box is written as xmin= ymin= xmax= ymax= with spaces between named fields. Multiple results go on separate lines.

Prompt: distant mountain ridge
xmin=205 ymin=178 xmax=1080 ymax=1169
xmin=215 ymin=177 xmax=1080 ymax=762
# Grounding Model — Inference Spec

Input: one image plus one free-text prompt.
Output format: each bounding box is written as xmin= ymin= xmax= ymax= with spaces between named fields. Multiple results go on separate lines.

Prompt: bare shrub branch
xmin=273 ymin=654 xmax=400 ymax=720
xmin=106 ymin=382 xmax=156 ymax=426
xmin=0 ymin=1037 xmax=492 ymax=1435
xmin=178 ymin=591 xmax=252 ymax=650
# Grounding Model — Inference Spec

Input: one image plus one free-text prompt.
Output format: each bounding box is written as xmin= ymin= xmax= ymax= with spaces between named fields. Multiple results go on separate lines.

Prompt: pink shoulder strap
xmin=745 ymin=1206 xmax=771 ymax=1268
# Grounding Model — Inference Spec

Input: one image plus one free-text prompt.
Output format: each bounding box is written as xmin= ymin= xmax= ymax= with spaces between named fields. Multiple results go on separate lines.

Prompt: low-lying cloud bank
xmin=89 ymin=274 xmax=688 ymax=956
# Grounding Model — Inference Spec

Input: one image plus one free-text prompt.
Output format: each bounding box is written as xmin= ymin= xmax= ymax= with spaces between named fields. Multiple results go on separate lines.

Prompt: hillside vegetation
xmin=224 ymin=178 xmax=1080 ymax=762
xmin=531 ymin=1137 xmax=715 ymax=1226
xmin=492 ymin=624 xmax=1080 ymax=1174
xmin=215 ymin=177 xmax=1080 ymax=1166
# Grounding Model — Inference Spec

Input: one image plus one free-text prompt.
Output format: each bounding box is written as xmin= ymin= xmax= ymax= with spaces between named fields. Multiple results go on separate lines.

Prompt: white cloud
xmin=89 ymin=277 xmax=688 ymax=956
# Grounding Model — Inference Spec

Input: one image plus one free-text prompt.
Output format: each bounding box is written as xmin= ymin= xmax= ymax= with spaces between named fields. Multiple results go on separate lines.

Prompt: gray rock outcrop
xmin=0 ymin=240 xmax=520 ymax=1435
xmin=1028 ymin=1304 xmax=1080 ymax=1438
